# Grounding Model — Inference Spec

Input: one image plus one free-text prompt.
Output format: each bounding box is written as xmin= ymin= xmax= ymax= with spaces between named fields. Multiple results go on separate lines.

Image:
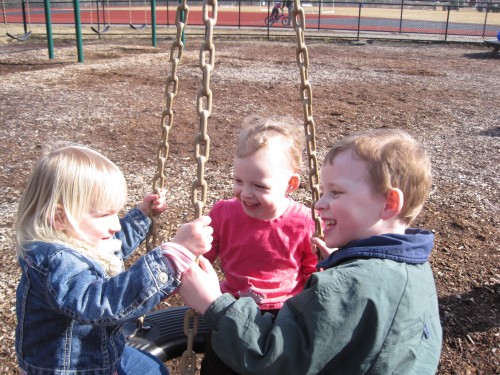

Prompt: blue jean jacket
xmin=16 ymin=208 xmax=179 ymax=375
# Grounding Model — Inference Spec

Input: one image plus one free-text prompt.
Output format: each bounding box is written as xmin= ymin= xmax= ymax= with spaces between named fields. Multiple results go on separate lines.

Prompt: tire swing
xmin=123 ymin=0 xmax=323 ymax=373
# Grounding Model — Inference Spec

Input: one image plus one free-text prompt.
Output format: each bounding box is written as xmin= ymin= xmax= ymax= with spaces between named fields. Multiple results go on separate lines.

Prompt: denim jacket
xmin=16 ymin=208 xmax=179 ymax=375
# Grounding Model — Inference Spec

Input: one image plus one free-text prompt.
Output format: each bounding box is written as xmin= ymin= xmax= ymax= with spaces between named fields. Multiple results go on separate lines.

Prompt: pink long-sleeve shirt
xmin=205 ymin=198 xmax=318 ymax=310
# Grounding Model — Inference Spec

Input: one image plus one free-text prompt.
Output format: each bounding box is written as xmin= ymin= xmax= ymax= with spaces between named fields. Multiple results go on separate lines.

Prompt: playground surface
xmin=0 ymin=38 xmax=498 ymax=374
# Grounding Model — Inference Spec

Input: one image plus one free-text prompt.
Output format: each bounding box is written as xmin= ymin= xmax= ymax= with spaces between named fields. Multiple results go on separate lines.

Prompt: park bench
xmin=484 ymin=40 xmax=500 ymax=57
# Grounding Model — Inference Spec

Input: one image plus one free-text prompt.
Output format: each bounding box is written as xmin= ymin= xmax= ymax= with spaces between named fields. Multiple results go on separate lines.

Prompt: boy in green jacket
xmin=180 ymin=128 xmax=442 ymax=374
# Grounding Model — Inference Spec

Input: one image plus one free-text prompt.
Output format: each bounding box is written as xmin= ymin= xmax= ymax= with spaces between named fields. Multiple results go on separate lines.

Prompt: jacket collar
xmin=317 ymin=228 xmax=434 ymax=270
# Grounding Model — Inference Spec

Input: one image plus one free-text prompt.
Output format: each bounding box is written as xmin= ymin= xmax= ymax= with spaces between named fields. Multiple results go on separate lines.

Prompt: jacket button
xmin=158 ymin=272 xmax=169 ymax=284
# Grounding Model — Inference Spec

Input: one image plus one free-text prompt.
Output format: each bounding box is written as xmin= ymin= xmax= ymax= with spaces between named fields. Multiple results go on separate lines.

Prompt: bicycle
xmin=264 ymin=8 xmax=289 ymax=27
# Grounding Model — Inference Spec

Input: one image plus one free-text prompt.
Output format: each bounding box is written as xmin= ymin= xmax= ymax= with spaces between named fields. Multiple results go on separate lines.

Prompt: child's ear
xmin=286 ymin=174 xmax=300 ymax=194
xmin=381 ymin=188 xmax=404 ymax=220
xmin=52 ymin=204 xmax=67 ymax=231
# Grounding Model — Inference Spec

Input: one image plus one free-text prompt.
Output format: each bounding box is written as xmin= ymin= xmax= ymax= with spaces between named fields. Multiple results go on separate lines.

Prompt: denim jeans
xmin=118 ymin=346 xmax=169 ymax=375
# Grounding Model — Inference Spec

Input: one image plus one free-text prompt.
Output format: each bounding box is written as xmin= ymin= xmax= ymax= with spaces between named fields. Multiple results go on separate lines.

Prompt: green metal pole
xmin=151 ymin=0 xmax=157 ymax=47
xmin=43 ymin=0 xmax=54 ymax=59
xmin=73 ymin=0 xmax=84 ymax=63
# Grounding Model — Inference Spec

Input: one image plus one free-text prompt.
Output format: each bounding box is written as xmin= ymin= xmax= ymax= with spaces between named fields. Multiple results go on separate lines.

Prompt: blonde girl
xmin=15 ymin=142 xmax=212 ymax=375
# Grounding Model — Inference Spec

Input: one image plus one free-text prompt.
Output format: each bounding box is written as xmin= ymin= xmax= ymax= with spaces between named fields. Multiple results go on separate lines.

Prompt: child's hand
xmin=179 ymin=256 xmax=222 ymax=314
xmin=311 ymin=236 xmax=337 ymax=260
xmin=139 ymin=190 xmax=167 ymax=217
xmin=172 ymin=216 xmax=213 ymax=257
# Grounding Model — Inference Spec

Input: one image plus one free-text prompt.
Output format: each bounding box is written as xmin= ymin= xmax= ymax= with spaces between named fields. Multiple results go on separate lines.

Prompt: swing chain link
xmin=292 ymin=0 xmax=323 ymax=239
xmin=146 ymin=0 xmax=190 ymax=252
xmin=180 ymin=308 xmax=199 ymax=374
xmin=180 ymin=1 xmax=218 ymax=373
xmin=191 ymin=0 xmax=217 ymax=219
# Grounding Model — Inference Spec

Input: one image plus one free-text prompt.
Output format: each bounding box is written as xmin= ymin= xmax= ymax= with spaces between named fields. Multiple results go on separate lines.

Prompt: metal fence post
xmin=267 ymin=0 xmax=270 ymax=41
xmin=445 ymin=5 xmax=450 ymax=41
xmin=166 ymin=0 xmax=170 ymax=27
xmin=318 ymin=0 xmax=322 ymax=30
xmin=399 ymin=0 xmax=404 ymax=34
xmin=482 ymin=3 xmax=489 ymax=38
xmin=357 ymin=3 xmax=362 ymax=41
xmin=238 ymin=0 xmax=241 ymax=28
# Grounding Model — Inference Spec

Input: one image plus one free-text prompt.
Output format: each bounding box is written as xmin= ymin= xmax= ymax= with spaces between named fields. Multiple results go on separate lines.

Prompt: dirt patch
xmin=0 ymin=37 xmax=498 ymax=374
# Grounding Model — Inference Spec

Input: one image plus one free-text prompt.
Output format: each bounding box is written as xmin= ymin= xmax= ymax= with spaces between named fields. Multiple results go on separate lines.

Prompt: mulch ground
xmin=0 ymin=35 xmax=498 ymax=374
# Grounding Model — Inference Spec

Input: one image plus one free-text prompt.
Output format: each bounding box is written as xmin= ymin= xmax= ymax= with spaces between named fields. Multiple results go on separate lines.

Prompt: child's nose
xmin=110 ymin=215 xmax=121 ymax=233
xmin=241 ymin=185 xmax=253 ymax=198
xmin=314 ymin=195 xmax=326 ymax=211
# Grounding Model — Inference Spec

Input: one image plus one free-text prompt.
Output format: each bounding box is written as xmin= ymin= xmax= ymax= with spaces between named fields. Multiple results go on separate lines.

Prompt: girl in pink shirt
xmin=201 ymin=116 xmax=318 ymax=374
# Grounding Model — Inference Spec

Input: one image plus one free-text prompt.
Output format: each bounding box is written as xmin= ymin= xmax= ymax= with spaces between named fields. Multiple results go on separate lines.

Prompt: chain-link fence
xmin=1 ymin=0 xmax=499 ymax=43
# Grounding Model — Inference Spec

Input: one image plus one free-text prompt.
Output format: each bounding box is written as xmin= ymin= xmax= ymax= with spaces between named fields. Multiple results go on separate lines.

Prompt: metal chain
xmin=180 ymin=308 xmax=199 ymax=375
xmin=128 ymin=0 xmax=132 ymax=24
xmin=180 ymin=1 xmax=217 ymax=373
xmin=191 ymin=0 xmax=217 ymax=219
xmin=132 ymin=0 xmax=190 ymax=340
xmin=146 ymin=0 xmax=190 ymax=252
xmin=292 ymin=0 xmax=323 ymax=239
xmin=25 ymin=0 xmax=31 ymax=26
xmin=1 ymin=0 xmax=9 ymax=30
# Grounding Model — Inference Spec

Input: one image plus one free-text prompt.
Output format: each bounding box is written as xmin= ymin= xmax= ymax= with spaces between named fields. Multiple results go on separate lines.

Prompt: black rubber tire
xmin=123 ymin=306 xmax=209 ymax=361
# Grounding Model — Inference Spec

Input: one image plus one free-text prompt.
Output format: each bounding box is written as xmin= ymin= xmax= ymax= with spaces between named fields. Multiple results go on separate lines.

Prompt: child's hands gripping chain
xmin=171 ymin=216 xmax=213 ymax=258
xmin=311 ymin=236 xmax=337 ymax=260
xmin=138 ymin=190 xmax=168 ymax=217
xmin=179 ymin=256 xmax=222 ymax=314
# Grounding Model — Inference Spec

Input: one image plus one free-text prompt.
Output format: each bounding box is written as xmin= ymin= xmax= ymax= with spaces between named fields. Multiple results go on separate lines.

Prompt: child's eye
xmin=255 ymin=184 xmax=268 ymax=190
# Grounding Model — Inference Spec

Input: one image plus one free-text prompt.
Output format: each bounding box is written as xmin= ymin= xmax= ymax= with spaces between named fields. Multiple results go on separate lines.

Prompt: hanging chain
xmin=191 ymin=0 xmax=217 ymax=219
xmin=131 ymin=0 xmax=191 ymax=340
xmin=180 ymin=308 xmax=200 ymax=375
xmin=180 ymin=1 xmax=217 ymax=373
xmin=24 ymin=0 xmax=31 ymax=27
xmin=146 ymin=0 xmax=190 ymax=252
xmin=1 ymin=0 xmax=8 ymax=30
xmin=128 ymin=0 xmax=132 ymax=24
xmin=88 ymin=0 xmax=94 ymax=27
xmin=292 ymin=0 xmax=323 ymax=239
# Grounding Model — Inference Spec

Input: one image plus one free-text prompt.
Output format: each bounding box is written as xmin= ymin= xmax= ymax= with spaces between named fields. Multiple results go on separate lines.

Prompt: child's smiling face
xmin=315 ymin=149 xmax=388 ymax=249
xmin=232 ymin=146 xmax=295 ymax=221
xmin=70 ymin=207 xmax=122 ymax=250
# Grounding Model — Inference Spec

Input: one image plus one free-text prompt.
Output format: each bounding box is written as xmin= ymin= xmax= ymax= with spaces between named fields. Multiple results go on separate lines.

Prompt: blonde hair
xmin=15 ymin=142 xmax=128 ymax=276
xmin=236 ymin=116 xmax=303 ymax=173
xmin=324 ymin=129 xmax=432 ymax=225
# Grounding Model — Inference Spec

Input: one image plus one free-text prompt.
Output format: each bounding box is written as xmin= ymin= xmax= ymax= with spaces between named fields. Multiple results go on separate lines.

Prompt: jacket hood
xmin=317 ymin=228 xmax=434 ymax=270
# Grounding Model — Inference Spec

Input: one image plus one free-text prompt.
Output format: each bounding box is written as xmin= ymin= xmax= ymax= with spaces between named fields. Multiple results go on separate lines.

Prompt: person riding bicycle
xmin=271 ymin=2 xmax=282 ymax=21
